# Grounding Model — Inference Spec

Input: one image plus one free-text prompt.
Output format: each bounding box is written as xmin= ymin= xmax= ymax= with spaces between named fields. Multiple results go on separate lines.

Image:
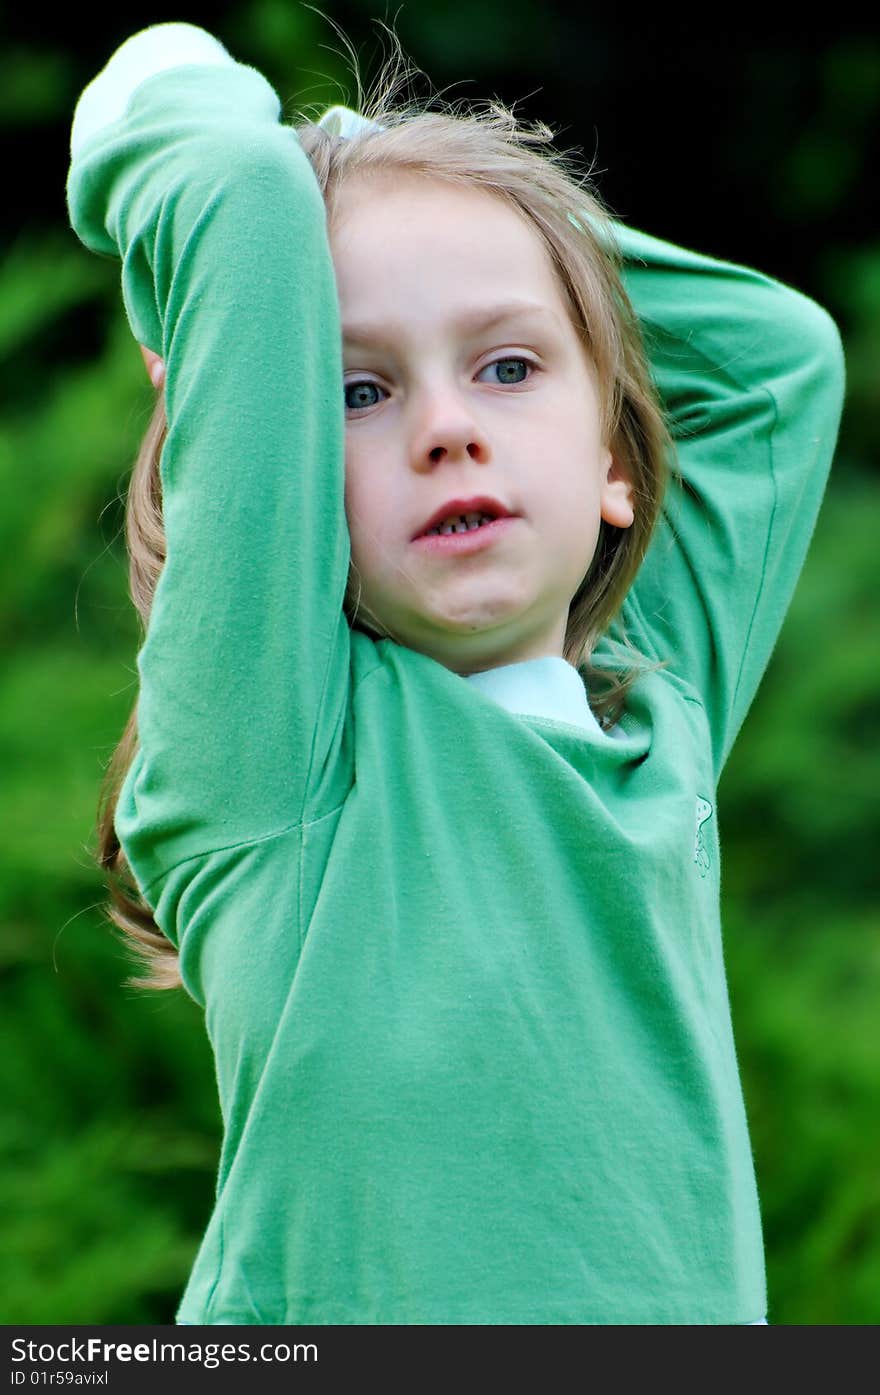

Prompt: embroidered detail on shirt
xmin=694 ymin=796 xmax=714 ymax=877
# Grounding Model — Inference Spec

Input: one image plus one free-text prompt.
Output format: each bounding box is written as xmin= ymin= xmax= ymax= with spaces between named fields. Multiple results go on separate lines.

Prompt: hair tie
xmin=316 ymin=105 xmax=385 ymax=138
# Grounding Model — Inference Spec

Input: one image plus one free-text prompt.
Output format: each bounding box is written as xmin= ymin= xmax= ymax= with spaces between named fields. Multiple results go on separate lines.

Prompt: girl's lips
xmin=411 ymin=516 xmax=518 ymax=554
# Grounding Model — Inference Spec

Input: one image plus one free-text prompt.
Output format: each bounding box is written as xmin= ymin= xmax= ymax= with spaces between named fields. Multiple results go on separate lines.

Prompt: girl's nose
xmin=409 ymin=393 xmax=491 ymax=471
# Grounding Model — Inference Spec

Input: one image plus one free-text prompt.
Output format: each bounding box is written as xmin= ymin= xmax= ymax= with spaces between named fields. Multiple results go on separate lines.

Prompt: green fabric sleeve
xmin=610 ymin=221 xmax=846 ymax=778
xmin=66 ymin=63 xmax=351 ymax=898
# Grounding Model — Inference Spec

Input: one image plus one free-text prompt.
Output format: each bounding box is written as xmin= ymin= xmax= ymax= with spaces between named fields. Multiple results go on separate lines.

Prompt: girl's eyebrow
xmin=342 ymin=300 xmax=558 ymax=346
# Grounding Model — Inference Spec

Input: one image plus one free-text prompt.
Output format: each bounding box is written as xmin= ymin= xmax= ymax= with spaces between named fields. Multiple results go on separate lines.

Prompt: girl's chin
xmin=361 ymin=585 xmax=534 ymax=651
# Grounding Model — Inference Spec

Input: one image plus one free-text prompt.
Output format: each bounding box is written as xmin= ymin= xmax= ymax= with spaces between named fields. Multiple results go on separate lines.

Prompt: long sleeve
xmin=66 ymin=27 xmax=352 ymax=904
xmin=603 ymin=221 xmax=847 ymax=781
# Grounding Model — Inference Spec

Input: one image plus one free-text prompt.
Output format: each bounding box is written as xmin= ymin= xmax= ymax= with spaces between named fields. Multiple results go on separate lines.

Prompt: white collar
xmin=463 ymin=655 xmax=608 ymax=737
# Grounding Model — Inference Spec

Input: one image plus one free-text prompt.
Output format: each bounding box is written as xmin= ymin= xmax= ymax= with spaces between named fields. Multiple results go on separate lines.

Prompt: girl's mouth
xmin=411 ymin=516 xmax=518 ymax=555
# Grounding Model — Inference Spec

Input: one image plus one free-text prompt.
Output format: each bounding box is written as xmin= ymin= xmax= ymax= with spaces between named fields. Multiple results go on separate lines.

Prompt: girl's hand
xmin=139 ymin=343 xmax=165 ymax=390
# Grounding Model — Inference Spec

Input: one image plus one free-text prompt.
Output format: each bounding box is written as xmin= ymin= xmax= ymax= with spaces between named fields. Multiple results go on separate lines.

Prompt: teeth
xmin=426 ymin=511 xmax=496 ymax=537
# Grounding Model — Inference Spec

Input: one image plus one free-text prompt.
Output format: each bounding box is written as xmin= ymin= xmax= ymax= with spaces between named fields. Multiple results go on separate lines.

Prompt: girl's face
xmin=329 ymin=173 xmax=635 ymax=676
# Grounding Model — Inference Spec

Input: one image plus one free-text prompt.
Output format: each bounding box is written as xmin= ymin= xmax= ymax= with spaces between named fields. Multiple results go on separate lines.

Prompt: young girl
xmin=66 ymin=22 xmax=845 ymax=1325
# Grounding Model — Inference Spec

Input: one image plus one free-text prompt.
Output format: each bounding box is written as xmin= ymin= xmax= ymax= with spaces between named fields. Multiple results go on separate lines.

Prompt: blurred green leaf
xmin=0 ymin=47 xmax=73 ymax=125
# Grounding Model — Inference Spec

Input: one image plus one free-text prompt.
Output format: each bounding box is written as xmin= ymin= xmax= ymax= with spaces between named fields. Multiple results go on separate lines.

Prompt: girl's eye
xmin=344 ymin=380 xmax=387 ymax=412
xmin=478 ymin=356 xmax=534 ymax=386
xmin=343 ymin=357 xmax=535 ymax=414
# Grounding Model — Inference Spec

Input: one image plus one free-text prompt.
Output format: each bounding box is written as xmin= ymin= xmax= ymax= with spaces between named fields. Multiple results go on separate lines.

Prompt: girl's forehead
xmin=331 ymin=175 xmax=556 ymax=282
xmin=332 ymin=169 xmax=531 ymax=235
xmin=329 ymin=173 xmax=580 ymax=348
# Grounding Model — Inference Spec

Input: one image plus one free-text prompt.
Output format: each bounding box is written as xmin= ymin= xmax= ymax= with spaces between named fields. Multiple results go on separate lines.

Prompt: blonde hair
xmin=96 ymin=26 xmax=676 ymax=992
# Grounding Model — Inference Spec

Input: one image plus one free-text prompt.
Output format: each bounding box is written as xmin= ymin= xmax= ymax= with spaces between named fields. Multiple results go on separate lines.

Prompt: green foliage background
xmin=2 ymin=3 xmax=877 ymax=1324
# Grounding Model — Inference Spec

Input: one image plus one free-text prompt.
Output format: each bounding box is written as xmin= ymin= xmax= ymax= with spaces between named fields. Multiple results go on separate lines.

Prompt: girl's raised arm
xmin=66 ymin=25 xmax=352 ymax=908
xmin=607 ymin=221 xmax=846 ymax=780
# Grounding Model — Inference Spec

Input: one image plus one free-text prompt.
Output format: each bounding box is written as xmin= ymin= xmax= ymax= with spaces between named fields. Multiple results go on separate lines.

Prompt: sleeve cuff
xmin=71 ymin=22 xmax=236 ymax=159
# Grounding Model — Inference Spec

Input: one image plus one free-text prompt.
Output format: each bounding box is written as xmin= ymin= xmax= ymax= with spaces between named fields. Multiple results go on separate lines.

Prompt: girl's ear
xmin=601 ymin=448 xmax=635 ymax=529
xmin=139 ymin=343 xmax=165 ymax=389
